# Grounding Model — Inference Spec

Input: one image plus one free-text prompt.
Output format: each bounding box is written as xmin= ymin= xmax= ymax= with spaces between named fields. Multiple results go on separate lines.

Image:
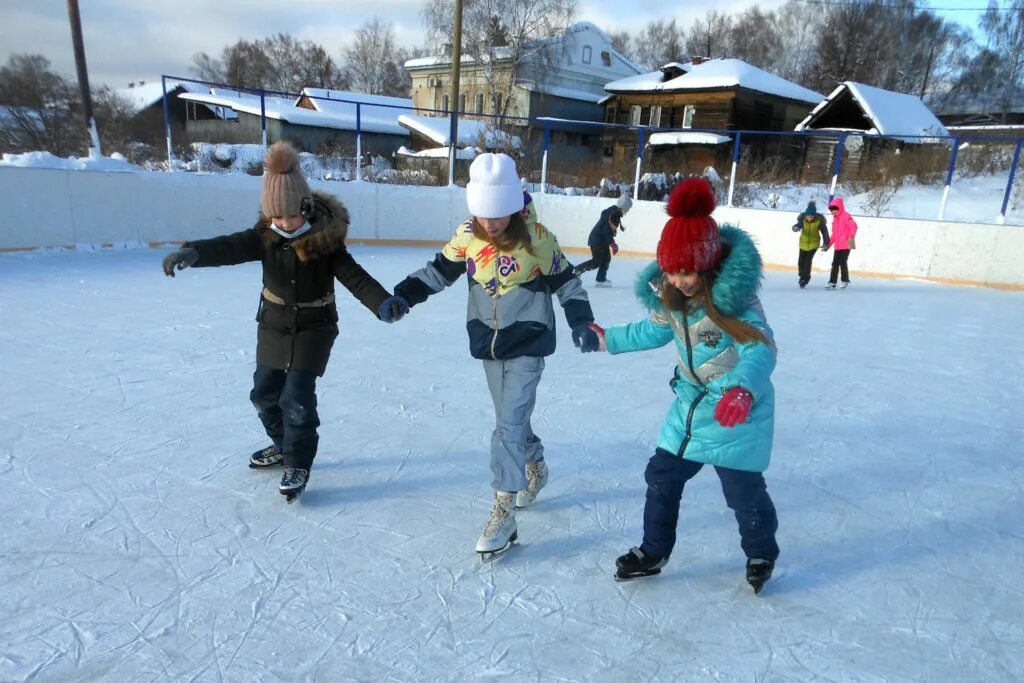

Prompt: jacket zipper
xmin=489 ymin=256 xmax=499 ymax=360
xmin=677 ymin=309 xmax=709 ymax=457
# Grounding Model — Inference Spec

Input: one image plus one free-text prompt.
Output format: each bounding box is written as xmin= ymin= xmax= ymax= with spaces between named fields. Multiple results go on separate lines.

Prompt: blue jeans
xmin=641 ymin=448 xmax=779 ymax=561
xmin=250 ymin=365 xmax=320 ymax=470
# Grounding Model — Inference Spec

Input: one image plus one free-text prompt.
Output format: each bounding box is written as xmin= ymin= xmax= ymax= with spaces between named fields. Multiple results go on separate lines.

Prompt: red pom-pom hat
xmin=656 ymin=178 xmax=722 ymax=273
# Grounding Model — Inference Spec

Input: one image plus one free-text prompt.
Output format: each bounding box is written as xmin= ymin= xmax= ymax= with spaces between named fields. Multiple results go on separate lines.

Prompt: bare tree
xmin=421 ymin=0 xmax=577 ymax=119
xmin=191 ymin=35 xmax=344 ymax=93
xmin=633 ymin=19 xmax=686 ymax=70
xmin=770 ymin=0 xmax=825 ymax=85
xmin=0 ymin=54 xmax=81 ymax=155
xmin=342 ymin=19 xmax=409 ymax=97
xmin=727 ymin=8 xmax=780 ymax=70
xmin=607 ymin=30 xmax=633 ymax=62
xmin=683 ymin=11 xmax=732 ymax=60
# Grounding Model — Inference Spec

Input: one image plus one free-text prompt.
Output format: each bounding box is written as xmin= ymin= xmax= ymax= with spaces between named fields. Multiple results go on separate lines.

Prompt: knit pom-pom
xmin=264 ymin=141 xmax=299 ymax=175
xmin=666 ymin=177 xmax=716 ymax=218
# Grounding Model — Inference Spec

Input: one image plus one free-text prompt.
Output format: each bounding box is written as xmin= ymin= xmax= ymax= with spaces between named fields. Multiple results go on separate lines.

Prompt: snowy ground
xmin=1 ymin=245 xmax=1022 ymax=681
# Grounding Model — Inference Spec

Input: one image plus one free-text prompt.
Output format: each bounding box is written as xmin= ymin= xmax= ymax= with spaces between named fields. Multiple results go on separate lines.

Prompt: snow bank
xmin=0 ymin=151 xmax=138 ymax=172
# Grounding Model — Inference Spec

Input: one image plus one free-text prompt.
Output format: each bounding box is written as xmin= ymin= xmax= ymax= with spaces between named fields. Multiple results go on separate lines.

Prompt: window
xmin=682 ymin=104 xmax=695 ymax=129
xmin=604 ymin=104 xmax=616 ymax=123
xmin=442 ymin=94 xmax=449 ymax=112
xmin=475 ymin=92 xmax=484 ymax=114
xmin=458 ymin=93 xmax=466 ymax=113
xmin=651 ymin=106 xmax=662 ymax=128
xmin=630 ymin=105 xmax=641 ymax=126
xmin=493 ymin=92 xmax=503 ymax=114
xmin=601 ymin=51 xmax=611 ymax=67
xmin=582 ymin=46 xmax=592 ymax=64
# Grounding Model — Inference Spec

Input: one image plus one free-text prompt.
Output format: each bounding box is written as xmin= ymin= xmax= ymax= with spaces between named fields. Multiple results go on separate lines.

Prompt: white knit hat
xmin=466 ymin=153 xmax=524 ymax=219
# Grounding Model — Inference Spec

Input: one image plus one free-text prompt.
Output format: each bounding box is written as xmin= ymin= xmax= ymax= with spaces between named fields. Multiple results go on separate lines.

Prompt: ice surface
xmin=0 ymin=246 xmax=1022 ymax=680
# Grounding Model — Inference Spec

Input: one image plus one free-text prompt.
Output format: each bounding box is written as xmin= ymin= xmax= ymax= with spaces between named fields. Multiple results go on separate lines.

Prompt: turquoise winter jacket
xmin=605 ymin=226 xmax=777 ymax=472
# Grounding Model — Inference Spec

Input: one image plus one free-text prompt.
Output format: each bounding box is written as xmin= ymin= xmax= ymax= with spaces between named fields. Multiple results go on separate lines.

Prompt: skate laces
xmin=484 ymin=496 xmax=513 ymax=535
xmin=261 ymin=445 xmax=280 ymax=457
xmin=525 ymin=462 xmax=546 ymax=492
xmin=283 ymin=467 xmax=307 ymax=485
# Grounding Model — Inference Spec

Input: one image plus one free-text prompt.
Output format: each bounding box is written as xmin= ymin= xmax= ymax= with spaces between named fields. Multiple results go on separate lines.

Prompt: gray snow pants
xmin=483 ymin=356 xmax=546 ymax=492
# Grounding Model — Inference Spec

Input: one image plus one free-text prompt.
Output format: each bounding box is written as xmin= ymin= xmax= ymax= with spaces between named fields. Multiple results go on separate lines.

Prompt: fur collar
xmin=260 ymin=190 xmax=349 ymax=261
xmin=634 ymin=225 xmax=763 ymax=317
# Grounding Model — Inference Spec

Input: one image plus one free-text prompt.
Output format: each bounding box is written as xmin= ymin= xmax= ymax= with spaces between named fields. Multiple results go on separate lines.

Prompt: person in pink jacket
xmin=826 ymin=197 xmax=858 ymax=289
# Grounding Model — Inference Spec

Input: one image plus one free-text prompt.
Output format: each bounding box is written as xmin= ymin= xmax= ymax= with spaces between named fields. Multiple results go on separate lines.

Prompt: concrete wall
xmin=1 ymin=166 xmax=1021 ymax=289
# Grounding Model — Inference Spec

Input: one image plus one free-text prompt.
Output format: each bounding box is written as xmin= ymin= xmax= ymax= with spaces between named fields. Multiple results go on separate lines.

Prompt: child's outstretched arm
xmin=330 ymin=247 xmax=393 ymax=320
xmin=392 ymin=225 xmax=470 ymax=308
xmin=163 ymin=227 xmax=263 ymax=276
xmin=537 ymin=232 xmax=598 ymax=352
xmin=603 ymin=313 xmax=675 ymax=354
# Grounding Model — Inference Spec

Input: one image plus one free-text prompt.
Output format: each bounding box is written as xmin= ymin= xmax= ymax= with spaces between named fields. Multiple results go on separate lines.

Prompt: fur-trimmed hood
xmin=634 ymin=225 xmax=763 ymax=317
xmin=260 ymin=190 xmax=350 ymax=261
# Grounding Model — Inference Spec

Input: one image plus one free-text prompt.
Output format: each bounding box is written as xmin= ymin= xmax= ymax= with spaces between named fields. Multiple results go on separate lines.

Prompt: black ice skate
xmin=249 ymin=444 xmax=283 ymax=468
xmin=746 ymin=558 xmax=775 ymax=595
xmin=614 ymin=546 xmax=666 ymax=581
xmin=279 ymin=467 xmax=309 ymax=503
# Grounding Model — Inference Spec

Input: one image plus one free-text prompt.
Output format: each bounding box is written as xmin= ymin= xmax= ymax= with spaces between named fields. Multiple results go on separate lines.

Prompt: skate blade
xmin=614 ymin=568 xmax=662 ymax=582
xmin=477 ymin=532 xmax=518 ymax=562
xmin=282 ymin=487 xmax=306 ymax=503
xmin=749 ymin=580 xmax=767 ymax=595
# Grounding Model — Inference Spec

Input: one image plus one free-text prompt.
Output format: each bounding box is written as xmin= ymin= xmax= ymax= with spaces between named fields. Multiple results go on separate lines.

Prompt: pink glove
xmin=610 ymin=241 xmax=619 ymax=256
xmin=714 ymin=387 xmax=753 ymax=427
xmin=588 ymin=323 xmax=607 ymax=352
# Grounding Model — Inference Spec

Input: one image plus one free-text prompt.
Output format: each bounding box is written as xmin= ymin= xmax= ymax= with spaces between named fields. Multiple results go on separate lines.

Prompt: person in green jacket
xmin=792 ymin=201 xmax=830 ymax=289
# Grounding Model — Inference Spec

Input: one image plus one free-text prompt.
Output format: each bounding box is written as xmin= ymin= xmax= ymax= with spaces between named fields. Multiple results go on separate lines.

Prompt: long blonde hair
xmin=472 ymin=213 xmax=535 ymax=255
xmin=659 ymin=249 xmax=769 ymax=346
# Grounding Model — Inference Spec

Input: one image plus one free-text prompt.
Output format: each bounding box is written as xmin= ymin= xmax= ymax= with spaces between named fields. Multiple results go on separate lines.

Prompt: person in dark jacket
xmin=161 ymin=141 xmax=403 ymax=502
xmin=574 ymin=194 xmax=632 ymax=287
xmin=791 ymin=201 xmax=830 ymax=288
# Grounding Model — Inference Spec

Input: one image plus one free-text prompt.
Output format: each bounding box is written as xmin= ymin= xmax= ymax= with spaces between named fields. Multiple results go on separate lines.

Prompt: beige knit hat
xmin=261 ymin=141 xmax=311 ymax=218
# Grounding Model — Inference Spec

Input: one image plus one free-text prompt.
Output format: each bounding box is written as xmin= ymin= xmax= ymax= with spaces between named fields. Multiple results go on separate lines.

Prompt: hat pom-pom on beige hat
xmin=261 ymin=141 xmax=312 ymax=218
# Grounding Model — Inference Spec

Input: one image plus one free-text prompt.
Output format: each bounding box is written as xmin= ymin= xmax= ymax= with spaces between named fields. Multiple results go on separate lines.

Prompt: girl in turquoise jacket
xmin=588 ymin=178 xmax=780 ymax=593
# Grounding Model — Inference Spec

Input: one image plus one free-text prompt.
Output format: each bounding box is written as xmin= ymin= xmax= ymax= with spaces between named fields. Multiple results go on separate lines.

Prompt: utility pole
xmin=67 ymin=0 xmax=101 ymax=158
xmin=447 ymin=0 xmax=464 ymax=185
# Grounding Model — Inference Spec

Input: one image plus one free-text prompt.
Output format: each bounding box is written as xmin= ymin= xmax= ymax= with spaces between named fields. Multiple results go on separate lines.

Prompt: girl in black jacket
xmin=161 ymin=142 xmax=405 ymax=502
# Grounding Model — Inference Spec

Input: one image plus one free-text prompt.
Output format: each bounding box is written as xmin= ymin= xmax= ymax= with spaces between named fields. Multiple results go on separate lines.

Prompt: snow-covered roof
xmin=796 ymin=81 xmax=948 ymax=140
xmin=605 ymin=59 xmax=822 ymax=104
xmin=397 ymin=114 xmax=521 ymax=149
xmin=517 ymin=80 xmax=605 ymax=104
xmin=116 ymin=81 xmax=209 ymax=112
xmin=178 ymin=89 xmax=411 ymax=136
xmin=648 ymin=132 xmax=732 ymax=146
xmin=396 ymin=145 xmax=479 ymax=159
xmin=405 ymin=49 xmax=512 ymax=70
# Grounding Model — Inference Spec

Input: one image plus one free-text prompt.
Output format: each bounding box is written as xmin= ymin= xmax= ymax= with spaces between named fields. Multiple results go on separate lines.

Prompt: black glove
xmin=572 ymin=323 xmax=599 ymax=353
xmin=378 ymin=295 xmax=410 ymax=323
xmin=162 ymin=247 xmax=198 ymax=277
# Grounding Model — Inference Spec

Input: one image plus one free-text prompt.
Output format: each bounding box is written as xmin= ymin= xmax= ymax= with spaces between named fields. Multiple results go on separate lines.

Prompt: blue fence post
xmin=998 ymin=138 xmax=1022 ymax=225
xmin=727 ymin=131 xmax=742 ymax=207
xmin=632 ymin=126 xmax=646 ymax=200
xmin=161 ymin=76 xmax=174 ymax=171
xmin=829 ymin=133 xmax=847 ymax=200
xmin=540 ymin=123 xmax=551 ymax=194
xmin=355 ymin=103 xmax=362 ymax=182
xmin=448 ymin=110 xmax=458 ymax=187
xmin=259 ymin=89 xmax=267 ymax=148
xmin=938 ymin=137 xmax=960 ymax=221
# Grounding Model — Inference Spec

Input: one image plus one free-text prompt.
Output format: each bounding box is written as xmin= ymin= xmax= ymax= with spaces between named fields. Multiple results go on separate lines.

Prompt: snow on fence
xmin=1 ymin=165 xmax=1022 ymax=289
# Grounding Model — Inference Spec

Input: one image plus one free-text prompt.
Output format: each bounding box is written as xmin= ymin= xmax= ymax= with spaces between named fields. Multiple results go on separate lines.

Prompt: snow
xmin=606 ymin=59 xmax=822 ymax=105
xmin=1 ymin=245 xmax=1021 ymax=679
xmin=179 ymin=89 xmax=410 ymax=136
xmin=115 ymin=81 xmax=209 ymax=113
xmin=0 ymin=150 xmax=137 ymax=172
xmin=648 ymin=132 xmax=732 ymax=146
xmin=396 ymin=145 xmax=479 ymax=159
xmin=518 ymin=80 xmax=606 ymax=104
xmin=797 ymin=82 xmax=948 ymax=141
xmin=397 ymin=113 xmax=522 ymax=149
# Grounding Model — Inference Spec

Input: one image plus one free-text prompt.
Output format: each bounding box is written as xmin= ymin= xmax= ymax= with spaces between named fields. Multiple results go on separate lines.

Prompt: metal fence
xmin=160 ymin=75 xmax=1024 ymax=224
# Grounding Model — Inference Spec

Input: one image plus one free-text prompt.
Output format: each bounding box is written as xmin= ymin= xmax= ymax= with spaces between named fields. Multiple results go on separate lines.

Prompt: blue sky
xmin=0 ymin=0 xmax=989 ymax=89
